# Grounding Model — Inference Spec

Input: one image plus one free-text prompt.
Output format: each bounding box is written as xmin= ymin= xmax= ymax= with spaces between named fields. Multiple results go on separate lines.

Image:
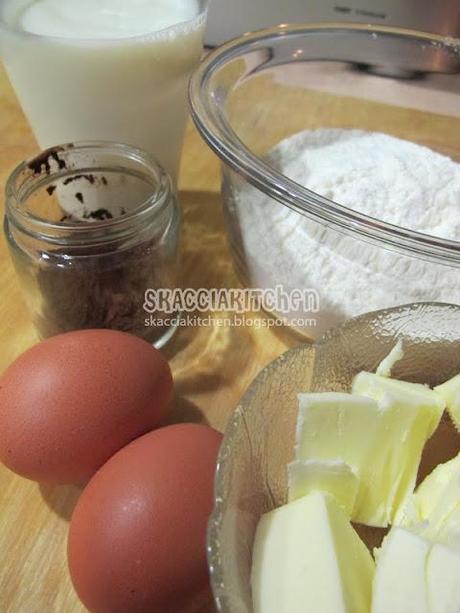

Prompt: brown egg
xmin=68 ymin=423 xmax=223 ymax=613
xmin=0 ymin=329 xmax=172 ymax=483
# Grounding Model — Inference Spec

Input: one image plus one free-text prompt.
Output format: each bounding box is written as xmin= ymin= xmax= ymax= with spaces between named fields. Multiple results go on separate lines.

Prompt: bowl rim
xmin=207 ymin=300 xmax=460 ymax=612
xmin=189 ymin=22 xmax=460 ymax=267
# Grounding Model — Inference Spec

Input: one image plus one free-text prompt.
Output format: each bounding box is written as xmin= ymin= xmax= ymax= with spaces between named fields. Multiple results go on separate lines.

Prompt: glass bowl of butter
xmin=208 ymin=302 xmax=460 ymax=612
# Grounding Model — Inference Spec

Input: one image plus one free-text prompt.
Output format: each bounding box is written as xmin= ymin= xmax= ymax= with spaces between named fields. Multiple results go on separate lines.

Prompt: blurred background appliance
xmin=206 ymin=0 xmax=460 ymax=46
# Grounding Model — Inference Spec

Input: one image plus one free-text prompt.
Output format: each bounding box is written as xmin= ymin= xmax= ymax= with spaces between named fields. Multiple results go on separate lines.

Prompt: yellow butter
xmin=437 ymin=506 xmax=460 ymax=548
xmin=372 ymin=527 xmax=430 ymax=613
xmin=373 ymin=524 xmax=460 ymax=613
xmin=375 ymin=340 xmax=404 ymax=377
xmin=295 ymin=392 xmax=383 ymax=524
xmin=353 ymin=373 xmax=444 ymax=525
xmin=352 ymin=371 xmax=444 ymax=436
xmin=426 ymin=543 xmax=460 ymax=613
xmin=287 ymin=459 xmax=359 ymax=516
xmin=251 ymin=491 xmax=374 ymax=613
xmin=435 ymin=373 xmax=460 ymax=430
xmin=397 ymin=452 xmax=460 ymax=539
xmin=296 ymin=388 xmax=443 ymax=526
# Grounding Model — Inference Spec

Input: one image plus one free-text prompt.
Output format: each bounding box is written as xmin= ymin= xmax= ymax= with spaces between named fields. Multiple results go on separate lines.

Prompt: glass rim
xmin=5 ymin=140 xmax=172 ymax=243
xmin=189 ymin=22 xmax=460 ymax=267
xmin=0 ymin=0 xmax=208 ymax=44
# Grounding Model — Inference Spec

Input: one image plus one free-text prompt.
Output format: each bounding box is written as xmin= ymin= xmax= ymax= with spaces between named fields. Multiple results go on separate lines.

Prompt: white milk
xmin=0 ymin=0 xmax=206 ymax=179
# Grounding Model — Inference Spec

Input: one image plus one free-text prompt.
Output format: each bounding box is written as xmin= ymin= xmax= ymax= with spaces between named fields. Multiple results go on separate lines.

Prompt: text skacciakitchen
xmin=143 ymin=286 xmax=320 ymax=315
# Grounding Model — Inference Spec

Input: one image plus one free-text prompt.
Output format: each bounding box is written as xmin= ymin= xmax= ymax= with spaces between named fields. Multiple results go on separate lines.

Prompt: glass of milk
xmin=0 ymin=0 xmax=207 ymax=181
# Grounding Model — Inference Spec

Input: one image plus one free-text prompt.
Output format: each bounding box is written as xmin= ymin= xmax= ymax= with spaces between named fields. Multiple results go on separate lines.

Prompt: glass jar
xmin=4 ymin=142 xmax=180 ymax=348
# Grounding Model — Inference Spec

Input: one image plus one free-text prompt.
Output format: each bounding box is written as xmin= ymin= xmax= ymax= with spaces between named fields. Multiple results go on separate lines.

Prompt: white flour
xmin=235 ymin=129 xmax=460 ymax=336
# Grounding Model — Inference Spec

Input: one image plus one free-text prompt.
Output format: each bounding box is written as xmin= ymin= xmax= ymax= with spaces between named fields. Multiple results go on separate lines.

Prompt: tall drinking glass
xmin=0 ymin=0 xmax=208 ymax=181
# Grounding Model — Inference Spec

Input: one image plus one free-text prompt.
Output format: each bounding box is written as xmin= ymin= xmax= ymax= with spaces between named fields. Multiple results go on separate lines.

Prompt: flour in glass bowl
xmin=234 ymin=129 xmax=460 ymax=337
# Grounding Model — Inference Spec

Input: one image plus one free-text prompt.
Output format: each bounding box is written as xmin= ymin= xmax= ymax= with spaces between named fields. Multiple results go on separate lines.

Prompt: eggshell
xmin=0 ymin=329 xmax=172 ymax=483
xmin=68 ymin=423 xmax=223 ymax=613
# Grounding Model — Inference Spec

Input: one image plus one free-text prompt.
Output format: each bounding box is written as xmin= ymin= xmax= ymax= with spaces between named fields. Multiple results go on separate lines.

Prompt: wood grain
xmin=0 ymin=64 xmax=296 ymax=613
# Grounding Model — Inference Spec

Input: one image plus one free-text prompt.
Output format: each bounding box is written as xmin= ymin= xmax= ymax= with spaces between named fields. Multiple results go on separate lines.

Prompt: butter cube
xmin=352 ymin=371 xmax=444 ymax=436
xmin=435 ymin=373 xmax=460 ymax=430
xmin=251 ymin=491 xmax=374 ymax=613
xmin=375 ymin=340 xmax=404 ymax=377
xmin=287 ymin=459 xmax=359 ymax=516
xmin=437 ymin=506 xmax=460 ymax=548
xmin=372 ymin=527 xmax=430 ymax=613
xmin=296 ymin=389 xmax=443 ymax=526
xmin=373 ymin=526 xmax=460 ymax=613
xmin=427 ymin=543 xmax=460 ymax=613
xmin=398 ymin=452 xmax=460 ymax=538
xmin=295 ymin=393 xmax=382 ymax=523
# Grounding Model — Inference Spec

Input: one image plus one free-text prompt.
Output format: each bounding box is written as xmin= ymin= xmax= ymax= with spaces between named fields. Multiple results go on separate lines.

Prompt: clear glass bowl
xmin=189 ymin=24 xmax=460 ymax=339
xmin=207 ymin=302 xmax=460 ymax=612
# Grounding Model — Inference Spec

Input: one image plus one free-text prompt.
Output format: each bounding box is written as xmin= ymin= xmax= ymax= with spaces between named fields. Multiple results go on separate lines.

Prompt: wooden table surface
xmin=0 ymin=64 xmax=298 ymax=613
xmin=1 ymin=58 xmax=460 ymax=612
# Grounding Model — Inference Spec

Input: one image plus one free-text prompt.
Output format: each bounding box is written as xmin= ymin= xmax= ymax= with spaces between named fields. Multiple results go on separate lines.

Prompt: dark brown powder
xmin=16 ymin=148 xmax=174 ymax=345
xmin=31 ymin=241 xmax=170 ymax=344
